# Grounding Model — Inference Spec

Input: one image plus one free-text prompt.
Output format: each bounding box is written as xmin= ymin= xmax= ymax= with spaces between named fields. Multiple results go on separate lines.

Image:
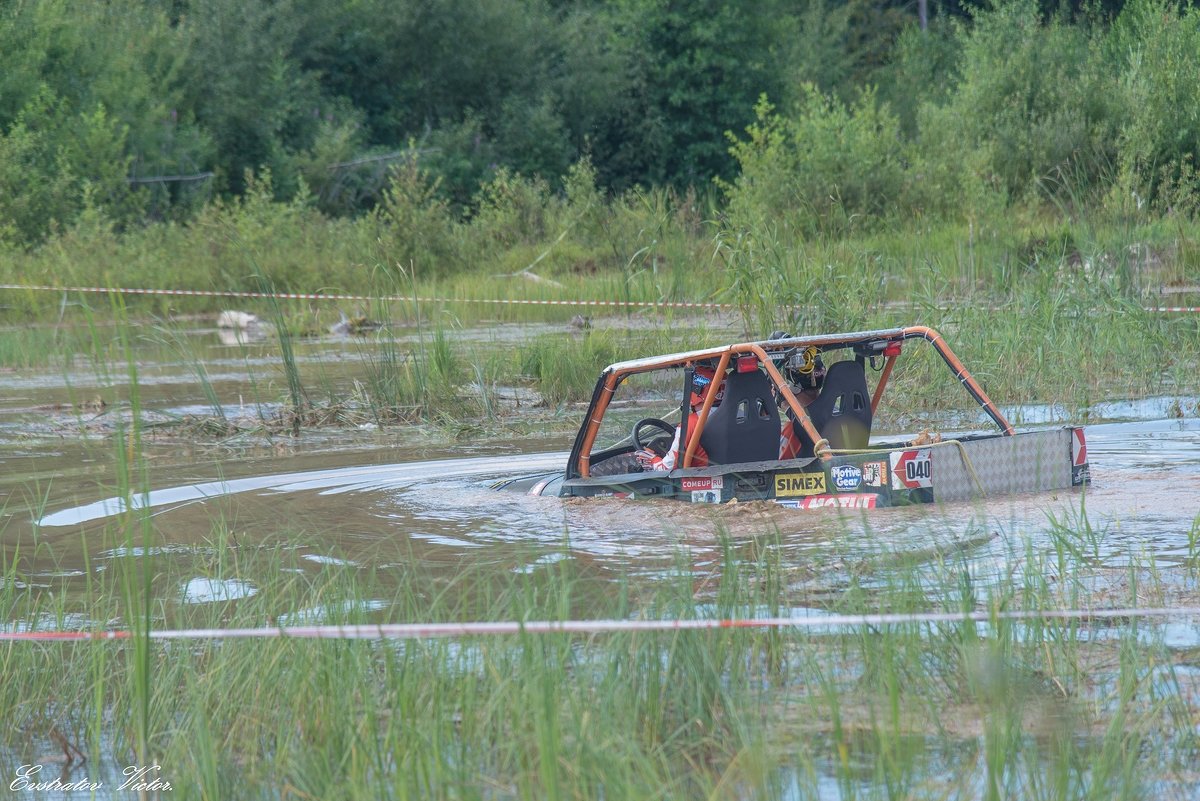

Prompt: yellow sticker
xmin=774 ymin=472 xmax=827 ymax=497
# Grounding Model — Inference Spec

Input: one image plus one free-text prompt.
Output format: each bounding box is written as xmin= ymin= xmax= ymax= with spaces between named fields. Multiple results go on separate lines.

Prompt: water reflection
xmin=215 ymin=325 xmax=267 ymax=346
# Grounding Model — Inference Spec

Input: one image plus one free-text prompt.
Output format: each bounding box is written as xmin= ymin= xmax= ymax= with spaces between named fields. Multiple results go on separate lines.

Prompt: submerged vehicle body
xmin=495 ymin=326 xmax=1090 ymax=508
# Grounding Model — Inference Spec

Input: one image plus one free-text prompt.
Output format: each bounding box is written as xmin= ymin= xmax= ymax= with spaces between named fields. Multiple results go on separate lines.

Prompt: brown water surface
xmin=2 ymin=320 xmax=1199 ymax=614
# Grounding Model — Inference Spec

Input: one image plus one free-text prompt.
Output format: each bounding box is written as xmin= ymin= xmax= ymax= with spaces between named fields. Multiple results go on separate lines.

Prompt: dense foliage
xmin=4 ymin=0 xmax=1200 ymax=256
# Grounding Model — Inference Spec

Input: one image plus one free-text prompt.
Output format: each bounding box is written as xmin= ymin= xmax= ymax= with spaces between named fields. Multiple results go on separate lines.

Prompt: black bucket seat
xmin=699 ymin=366 xmax=780 ymax=465
xmin=795 ymin=359 xmax=872 ymax=455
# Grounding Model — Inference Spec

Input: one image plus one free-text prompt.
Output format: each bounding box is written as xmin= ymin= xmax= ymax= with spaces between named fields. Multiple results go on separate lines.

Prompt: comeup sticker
xmin=681 ymin=476 xmax=724 ymax=491
xmin=774 ymin=472 xmax=827 ymax=497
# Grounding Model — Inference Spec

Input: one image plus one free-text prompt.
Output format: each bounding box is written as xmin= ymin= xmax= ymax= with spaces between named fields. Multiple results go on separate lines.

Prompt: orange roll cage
xmin=569 ymin=326 xmax=1012 ymax=479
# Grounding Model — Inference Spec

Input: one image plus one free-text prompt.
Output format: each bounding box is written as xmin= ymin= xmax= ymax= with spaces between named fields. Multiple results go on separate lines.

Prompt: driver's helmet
xmin=767 ymin=332 xmax=826 ymax=392
xmin=787 ymin=346 xmax=826 ymax=392
xmin=689 ymin=364 xmax=725 ymax=407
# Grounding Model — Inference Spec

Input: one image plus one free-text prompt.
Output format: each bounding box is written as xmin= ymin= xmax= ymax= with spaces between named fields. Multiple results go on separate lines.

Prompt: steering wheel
xmin=632 ymin=418 xmax=676 ymax=455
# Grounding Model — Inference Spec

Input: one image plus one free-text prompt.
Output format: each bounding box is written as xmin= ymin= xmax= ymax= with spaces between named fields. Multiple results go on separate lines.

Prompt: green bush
xmin=0 ymin=90 xmax=81 ymax=244
xmin=877 ymin=21 xmax=963 ymax=137
xmin=378 ymin=161 xmax=468 ymax=276
xmin=471 ymin=168 xmax=555 ymax=249
xmin=905 ymin=101 xmax=1008 ymax=223
xmin=936 ymin=0 xmax=1119 ymax=204
xmin=724 ymin=89 xmax=907 ymax=236
xmin=1109 ymin=0 xmax=1200 ymax=210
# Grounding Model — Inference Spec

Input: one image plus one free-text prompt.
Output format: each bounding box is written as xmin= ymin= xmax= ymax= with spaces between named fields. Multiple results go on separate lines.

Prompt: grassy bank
xmin=1 ymin=159 xmax=1198 ymax=324
xmin=3 ymin=278 xmax=1196 ymax=443
xmin=2 ymin=172 xmax=1199 ymax=441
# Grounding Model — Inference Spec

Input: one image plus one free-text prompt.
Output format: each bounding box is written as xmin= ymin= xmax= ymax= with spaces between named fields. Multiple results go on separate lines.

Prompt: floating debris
xmin=330 ymin=312 xmax=383 ymax=335
xmin=216 ymin=310 xmax=261 ymax=329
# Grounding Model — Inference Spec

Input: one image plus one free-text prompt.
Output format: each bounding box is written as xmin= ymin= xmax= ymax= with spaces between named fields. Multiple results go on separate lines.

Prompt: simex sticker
xmin=774 ymin=472 xmax=827 ymax=497
xmin=831 ymin=465 xmax=862 ymax=492
xmin=775 ymin=494 xmax=878 ymax=510
xmin=860 ymin=461 xmax=887 ymax=488
xmin=691 ymin=490 xmax=722 ymax=504
xmin=681 ymin=476 xmax=724 ymax=491
xmin=890 ymin=449 xmax=932 ymax=490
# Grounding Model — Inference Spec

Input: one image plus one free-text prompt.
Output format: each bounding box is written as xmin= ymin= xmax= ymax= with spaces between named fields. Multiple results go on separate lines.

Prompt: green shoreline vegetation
xmin=4 ymin=0 xmax=1200 ymax=797
xmin=3 ymin=0 xmax=1200 ymax=429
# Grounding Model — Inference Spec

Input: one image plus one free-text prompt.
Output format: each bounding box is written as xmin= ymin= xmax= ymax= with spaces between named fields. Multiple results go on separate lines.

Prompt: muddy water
xmin=4 ymin=368 xmax=1199 ymax=617
xmin=1 ymin=319 xmax=1198 ymax=605
xmin=3 ymin=321 xmax=1200 ymax=799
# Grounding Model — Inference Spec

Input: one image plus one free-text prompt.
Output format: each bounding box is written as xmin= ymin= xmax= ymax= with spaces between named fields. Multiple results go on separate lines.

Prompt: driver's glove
xmin=633 ymin=448 xmax=659 ymax=471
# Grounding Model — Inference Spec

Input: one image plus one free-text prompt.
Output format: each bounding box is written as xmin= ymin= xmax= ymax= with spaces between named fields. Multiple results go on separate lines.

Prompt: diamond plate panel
xmin=934 ymin=429 xmax=1073 ymax=502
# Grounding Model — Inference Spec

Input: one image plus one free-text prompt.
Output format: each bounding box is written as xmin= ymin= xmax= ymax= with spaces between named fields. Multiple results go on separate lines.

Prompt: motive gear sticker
xmin=831 ymin=465 xmax=862 ymax=492
xmin=890 ymin=449 xmax=932 ymax=490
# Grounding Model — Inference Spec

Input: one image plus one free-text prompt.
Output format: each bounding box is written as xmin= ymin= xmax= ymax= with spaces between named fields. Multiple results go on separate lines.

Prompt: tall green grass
xmin=4 ymin=477 xmax=1199 ymax=799
xmin=3 ymin=182 xmax=1197 ymax=435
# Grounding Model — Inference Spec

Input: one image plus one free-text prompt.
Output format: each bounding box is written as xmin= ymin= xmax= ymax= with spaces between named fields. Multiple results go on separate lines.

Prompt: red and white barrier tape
xmin=0 ymin=283 xmax=731 ymax=310
xmin=2 ymin=606 xmax=1197 ymax=642
xmin=2 ymin=283 xmax=1198 ymax=313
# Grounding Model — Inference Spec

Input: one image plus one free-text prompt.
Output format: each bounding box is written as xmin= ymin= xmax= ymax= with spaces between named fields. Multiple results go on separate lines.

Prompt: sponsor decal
xmin=735 ymin=474 xmax=770 ymax=494
xmin=691 ymin=490 xmax=721 ymax=504
xmin=1072 ymin=429 xmax=1087 ymax=467
xmin=774 ymin=494 xmax=879 ymax=510
xmin=861 ymin=460 xmax=887 ymax=488
xmin=890 ymin=449 xmax=932 ymax=490
xmin=681 ymin=476 xmax=724 ymax=491
xmin=831 ymin=464 xmax=862 ymax=492
xmin=774 ymin=472 xmax=827 ymax=497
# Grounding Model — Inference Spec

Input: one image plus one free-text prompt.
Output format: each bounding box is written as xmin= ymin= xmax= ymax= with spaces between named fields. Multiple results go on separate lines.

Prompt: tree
xmin=610 ymin=0 xmax=795 ymax=187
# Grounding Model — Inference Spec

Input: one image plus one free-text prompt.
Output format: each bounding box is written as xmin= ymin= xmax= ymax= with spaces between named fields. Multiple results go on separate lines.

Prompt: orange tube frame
xmin=573 ymin=326 xmax=1011 ymax=477
xmin=904 ymin=325 xmax=1013 ymax=435
xmin=576 ymin=373 xmax=619 ymax=478
xmin=870 ymin=355 xmax=897 ymax=415
xmin=682 ymin=351 xmax=731 ymax=468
